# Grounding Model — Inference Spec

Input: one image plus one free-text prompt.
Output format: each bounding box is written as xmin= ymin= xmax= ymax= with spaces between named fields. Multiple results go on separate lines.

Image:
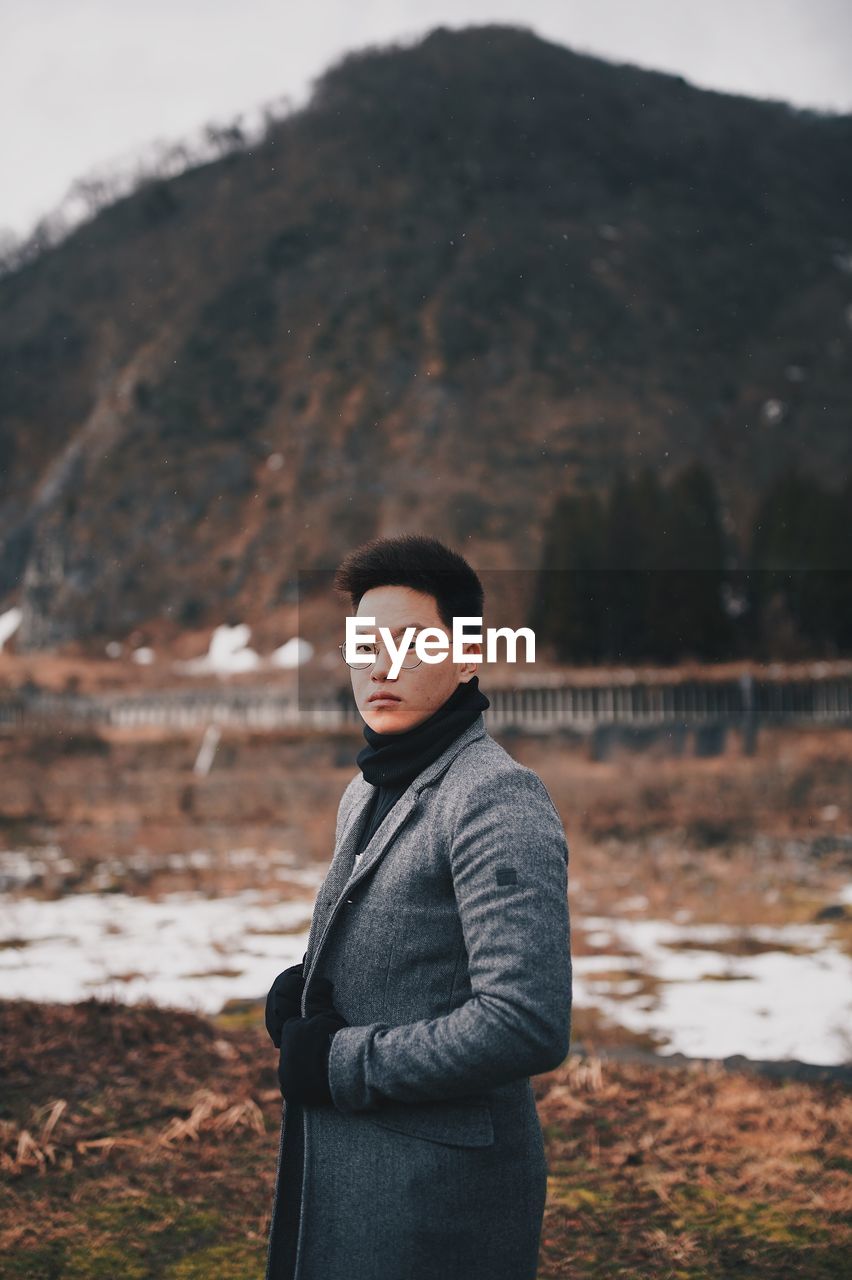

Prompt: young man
xmin=264 ymin=534 xmax=572 ymax=1280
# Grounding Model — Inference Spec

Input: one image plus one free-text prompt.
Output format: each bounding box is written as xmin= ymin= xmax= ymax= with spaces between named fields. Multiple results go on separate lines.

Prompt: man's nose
xmin=371 ymin=643 xmax=397 ymax=679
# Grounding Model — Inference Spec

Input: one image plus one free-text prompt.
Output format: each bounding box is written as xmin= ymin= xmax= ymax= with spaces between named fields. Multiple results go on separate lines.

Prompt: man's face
xmin=349 ymin=585 xmax=481 ymax=733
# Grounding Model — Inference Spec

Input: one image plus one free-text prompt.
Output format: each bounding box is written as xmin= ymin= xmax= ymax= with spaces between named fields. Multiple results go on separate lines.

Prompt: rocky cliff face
xmin=1 ymin=24 xmax=850 ymax=652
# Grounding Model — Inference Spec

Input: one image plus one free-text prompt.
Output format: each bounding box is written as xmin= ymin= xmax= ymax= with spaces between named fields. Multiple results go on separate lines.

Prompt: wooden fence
xmin=1 ymin=675 xmax=850 ymax=737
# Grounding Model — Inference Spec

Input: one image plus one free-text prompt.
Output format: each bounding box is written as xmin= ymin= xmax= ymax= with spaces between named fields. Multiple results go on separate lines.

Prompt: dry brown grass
xmin=513 ymin=725 xmax=852 ymax=930
xmin=534 ymin=1053 xmax=852 ymax=1276
xmin=0 ymin=1000 xmax=849 ymax=1278
xmin=2 ymin=723 xmax=850 ymax=919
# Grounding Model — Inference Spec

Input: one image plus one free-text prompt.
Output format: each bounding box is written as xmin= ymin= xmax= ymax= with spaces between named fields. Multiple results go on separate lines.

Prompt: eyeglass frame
xmin=337 ymin=641 xmax=424 ymax=670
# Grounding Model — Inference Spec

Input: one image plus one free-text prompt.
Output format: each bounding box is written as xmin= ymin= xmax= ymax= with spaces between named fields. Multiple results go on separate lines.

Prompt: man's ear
xmin=459 ymin=644 xmax=482 ymax=679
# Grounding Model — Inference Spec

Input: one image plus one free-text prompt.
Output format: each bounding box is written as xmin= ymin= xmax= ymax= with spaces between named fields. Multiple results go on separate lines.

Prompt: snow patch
xmin=0 ymin=607 xmax=22 ymax=651
xmin=4 ymin=869 xmax=850 ymax=1064
xmin=270 ymin=637 xmax=314 ymax=668
xmin=174 ymin=623 xmax=261 ymax=674
xmin=172 ymin=624 xmax=314 ymax=673
xmin=0 ymin=889 xmax=316 ymax=1015
xmin=760 ymin=399 xmax=785 ymax=425
xmin=573 ymin=914 xmax=852 ymax=1066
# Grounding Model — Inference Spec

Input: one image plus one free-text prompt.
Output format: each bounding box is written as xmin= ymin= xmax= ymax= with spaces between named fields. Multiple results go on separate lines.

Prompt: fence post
xmin=739 ymin=672 xmax=758 ymax=756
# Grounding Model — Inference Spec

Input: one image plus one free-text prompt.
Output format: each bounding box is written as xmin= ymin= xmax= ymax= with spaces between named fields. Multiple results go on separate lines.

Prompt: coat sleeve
xmin=327 ymin=766 xmax=572 ymax=1112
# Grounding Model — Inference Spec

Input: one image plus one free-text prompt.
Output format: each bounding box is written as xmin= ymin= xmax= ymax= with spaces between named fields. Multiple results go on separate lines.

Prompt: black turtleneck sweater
xmin=353 ymin=675 xmax=490 ymax=859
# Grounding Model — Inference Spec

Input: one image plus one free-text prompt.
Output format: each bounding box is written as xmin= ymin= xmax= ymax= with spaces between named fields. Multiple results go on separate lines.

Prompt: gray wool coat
xmin=265 ymin=713 xmax=572 ymax=1280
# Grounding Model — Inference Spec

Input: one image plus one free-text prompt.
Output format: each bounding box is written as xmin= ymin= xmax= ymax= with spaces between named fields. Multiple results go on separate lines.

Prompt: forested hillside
xmin=1 ymin=25 xmax=850 ymax=652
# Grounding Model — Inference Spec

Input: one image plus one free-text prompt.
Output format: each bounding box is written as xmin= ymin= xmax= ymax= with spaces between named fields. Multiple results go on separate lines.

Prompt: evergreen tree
xmin=648 ymin=460 xmax=731 ymax=661
xmin=530 ymin=490 xmax=606 ymax=662
xmin=749 ymin=467 xmax=852 ymax=657
xmin=601 ymin=467 xmax=663 ymax=662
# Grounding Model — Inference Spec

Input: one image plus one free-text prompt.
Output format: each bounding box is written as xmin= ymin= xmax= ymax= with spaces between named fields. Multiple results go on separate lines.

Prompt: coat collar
xmin=350 ymin=711 xmax=486 ymax=806
xmin=341 ymin=712 xmax=487 ymax=882
xmin=305 ymin=714 xmax=488 ymax=975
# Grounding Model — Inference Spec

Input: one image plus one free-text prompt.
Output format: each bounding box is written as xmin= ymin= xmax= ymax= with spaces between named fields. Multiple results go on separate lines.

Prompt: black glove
xmin=302 ymin=974 xmax=338 ymax=1019
xmin=265 ymin=958 xmax=306 ymax=1048
xmin=277 ymin=979 xmax=348 ymax=1106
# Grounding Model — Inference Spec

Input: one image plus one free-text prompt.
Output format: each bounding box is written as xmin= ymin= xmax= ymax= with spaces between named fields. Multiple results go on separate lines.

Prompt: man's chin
xmin=365 ymin=702 xmax=407 ymax=730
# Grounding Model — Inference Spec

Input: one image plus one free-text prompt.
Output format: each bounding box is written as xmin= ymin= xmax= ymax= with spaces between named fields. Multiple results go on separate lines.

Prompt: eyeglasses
xmin=338 ymin=641 xmax=423 ymax=670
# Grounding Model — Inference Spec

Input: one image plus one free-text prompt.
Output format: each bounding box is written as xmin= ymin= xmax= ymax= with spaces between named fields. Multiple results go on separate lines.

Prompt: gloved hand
xmin=277 ymin=977 xmax=348 ymax=1106
xmin=265 ymin=958 xmax=306 ymax=1048
xmin=302 ymin=974 xmax=339 ymax=1019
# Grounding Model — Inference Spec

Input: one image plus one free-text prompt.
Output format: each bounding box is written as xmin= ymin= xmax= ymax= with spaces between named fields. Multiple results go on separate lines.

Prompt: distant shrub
xmin=178 ymin=596 xmax=205 ymax=626
xmin=137 ymin=180 xmax=180 ymax=226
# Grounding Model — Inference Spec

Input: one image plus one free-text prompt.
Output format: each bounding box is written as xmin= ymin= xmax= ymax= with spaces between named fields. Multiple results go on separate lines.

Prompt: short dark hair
xmin=333 ymin=534 xmax=484 ymax=629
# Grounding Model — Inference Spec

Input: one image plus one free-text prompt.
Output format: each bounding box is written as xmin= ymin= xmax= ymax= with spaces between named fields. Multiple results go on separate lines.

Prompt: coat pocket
xmin=364 ymin=1096 xmax=494 ymax=1148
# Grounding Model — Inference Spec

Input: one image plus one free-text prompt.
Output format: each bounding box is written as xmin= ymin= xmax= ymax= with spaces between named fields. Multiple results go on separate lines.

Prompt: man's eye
xmin=355 ymin=644 xmax=377 ymax=655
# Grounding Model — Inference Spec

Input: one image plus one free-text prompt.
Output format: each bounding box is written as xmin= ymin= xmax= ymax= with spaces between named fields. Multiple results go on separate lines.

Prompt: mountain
xmin=1 ymin=23 xmax=850 ymax=653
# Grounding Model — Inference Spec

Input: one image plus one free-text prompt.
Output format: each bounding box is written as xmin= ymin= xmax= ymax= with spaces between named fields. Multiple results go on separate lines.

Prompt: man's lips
xmin=368 ymin=692 xmax=401 ymax=703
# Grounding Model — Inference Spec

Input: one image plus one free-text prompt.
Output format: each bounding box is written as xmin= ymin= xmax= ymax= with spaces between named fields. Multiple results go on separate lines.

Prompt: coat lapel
xmin=300 ymin=786 xmax=371 ymax=967
xmin=343 ymin=713 xmax=487 ymax=891
xmin=303 ymin=714 xmax=487 ymax=980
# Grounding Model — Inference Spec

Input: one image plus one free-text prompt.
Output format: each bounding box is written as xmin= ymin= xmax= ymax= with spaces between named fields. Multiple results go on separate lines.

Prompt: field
xmin=2 ymin=999 xmax=849 ymax=1279
xmin=1 ymin=720 xmax=851 ymax=1276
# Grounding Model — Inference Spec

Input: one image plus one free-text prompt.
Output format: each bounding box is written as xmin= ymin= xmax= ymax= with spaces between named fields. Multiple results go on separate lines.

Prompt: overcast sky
xmin=2 ymin=0 xmax=851 ymax=238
